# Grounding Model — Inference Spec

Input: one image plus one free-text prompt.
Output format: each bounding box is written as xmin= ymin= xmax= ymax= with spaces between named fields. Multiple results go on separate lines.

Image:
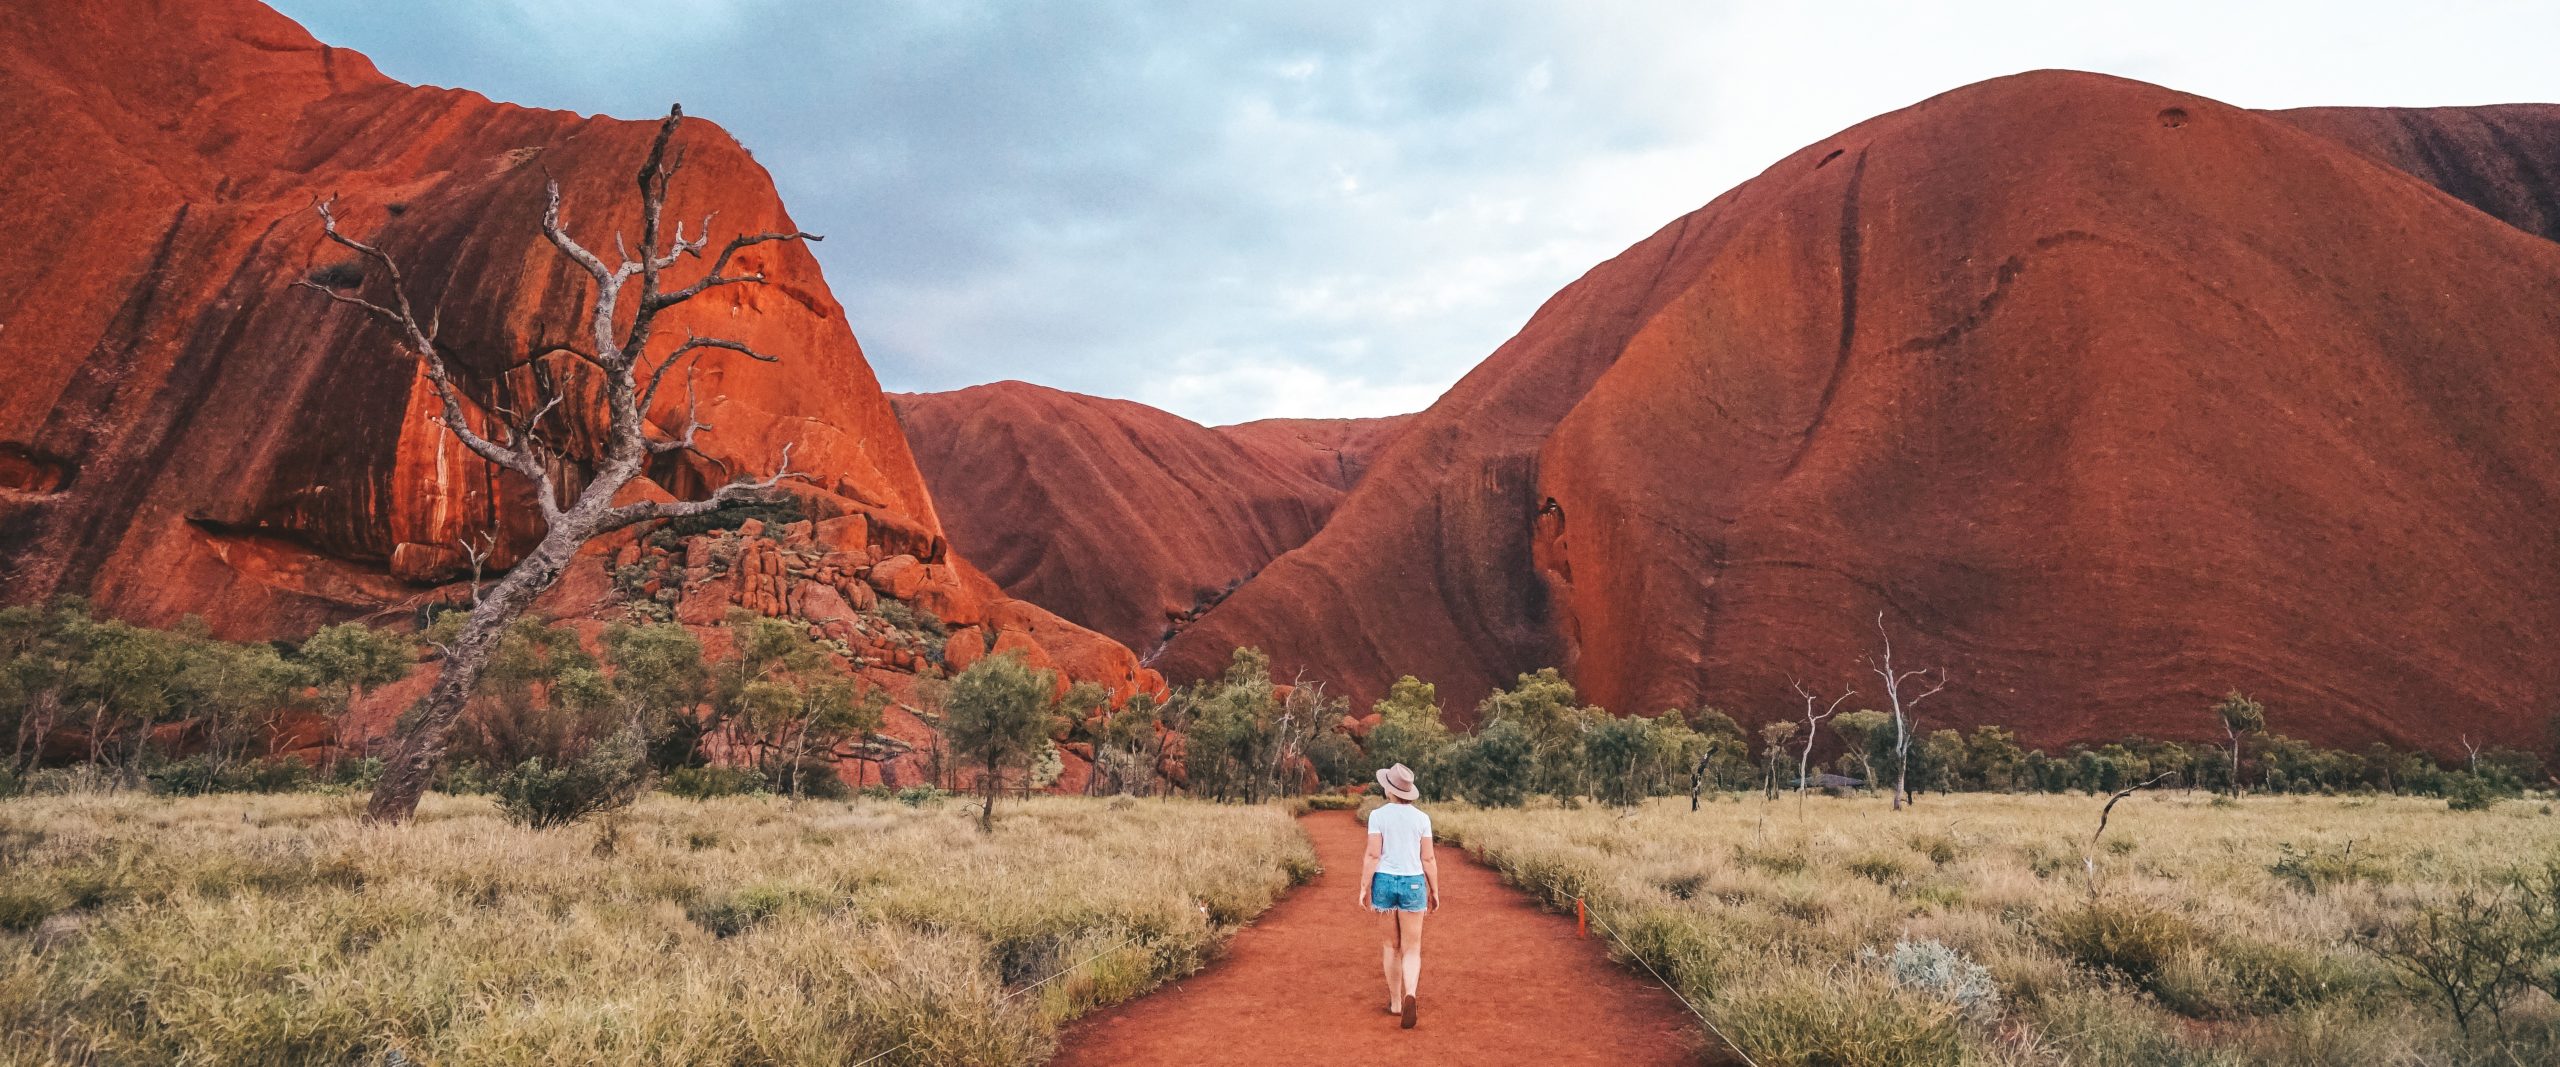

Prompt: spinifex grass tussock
xmin=0 ymin=792 xmax=1313 ymax=1066
xmin=1439 ymin=792 xmax=2560 ymax=1066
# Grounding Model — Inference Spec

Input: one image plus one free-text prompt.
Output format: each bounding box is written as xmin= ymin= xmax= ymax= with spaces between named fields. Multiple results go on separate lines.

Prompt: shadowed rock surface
xmin=1159 ymin=71 xmax=2560 ymax=751
xmin=894 ymin=382 xmax=1407 ymax=651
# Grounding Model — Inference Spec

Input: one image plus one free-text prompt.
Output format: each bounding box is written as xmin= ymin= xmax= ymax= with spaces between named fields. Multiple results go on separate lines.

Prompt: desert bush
xmin=2442 ymin=771 xmax=2516 ymax=812
xmin=663 ymin=765 xmax=768 ymax=799
xmin=146 ymin=755 xmax=316 ymax=797
xmin=493 ymin=727 xmax=649 ymax=829
xmin=2044 ymin=899 xmax=2198 ymax=989
xmin=2356 ymin=882 xmax=2544 ymax=1033
xmin=1874 ymin=937 xmax=2001 ymax=1022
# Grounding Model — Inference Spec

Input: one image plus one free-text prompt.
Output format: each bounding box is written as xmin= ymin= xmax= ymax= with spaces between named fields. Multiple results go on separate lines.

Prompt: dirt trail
xmin=1050 ymin=810 xmax=1710 ymax=1066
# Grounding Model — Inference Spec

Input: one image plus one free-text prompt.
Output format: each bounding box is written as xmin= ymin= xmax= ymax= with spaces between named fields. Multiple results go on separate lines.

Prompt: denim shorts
xmin=1370 ymin=872 xmax=1428 ymax=912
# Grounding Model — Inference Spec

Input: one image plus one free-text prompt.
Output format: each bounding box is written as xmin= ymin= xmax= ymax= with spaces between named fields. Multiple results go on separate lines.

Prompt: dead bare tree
xmin=2082 ymin=771 xmax=2173 ymax=899
xmin=299 ymin=105 xmax=818 ymax=823
xmin=1789 ymin=677 xmax=1853 ymax=799
xmin=1865 ymin=612 xmax=1948 ymax=811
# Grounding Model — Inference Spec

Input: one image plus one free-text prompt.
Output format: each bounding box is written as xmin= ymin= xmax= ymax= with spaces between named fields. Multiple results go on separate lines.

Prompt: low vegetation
xmin=0 ymin=792 xmax=1314 ymax=1066
xmin=1439 ymin=793 xmax=2560 ymax=1066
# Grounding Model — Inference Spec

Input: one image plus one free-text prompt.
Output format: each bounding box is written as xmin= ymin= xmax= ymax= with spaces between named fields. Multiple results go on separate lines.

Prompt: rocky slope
xmin=1159 ymin=71 xmax=2560 ymax=752
xmin=0 ymin=0 xmax=1161 ymax=756
xmin=893 ymin=382 xmax=1406 ymax=651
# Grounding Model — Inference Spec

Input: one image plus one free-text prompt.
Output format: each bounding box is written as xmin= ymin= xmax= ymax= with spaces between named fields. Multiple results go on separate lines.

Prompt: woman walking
xmin=1357 ymin=762 xmax=1442 ymax=1029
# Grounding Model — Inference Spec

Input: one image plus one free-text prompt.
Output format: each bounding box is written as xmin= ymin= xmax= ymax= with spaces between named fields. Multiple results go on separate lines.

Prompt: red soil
xmin=1050 ymin=811 xmax=1709 ymax=1067
xmin=1159 ymin=71 xmax=2560 ymax=752
xmin=895 ymin=382 xmax=1406 ymax=651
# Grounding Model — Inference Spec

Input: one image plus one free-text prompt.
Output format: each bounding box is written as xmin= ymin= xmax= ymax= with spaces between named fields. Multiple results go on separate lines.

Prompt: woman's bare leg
xmin=1396 ymin=909 xmax=1426 ymax=1001
xmin=1379 ymin=907 xmax=1404 ymax=1010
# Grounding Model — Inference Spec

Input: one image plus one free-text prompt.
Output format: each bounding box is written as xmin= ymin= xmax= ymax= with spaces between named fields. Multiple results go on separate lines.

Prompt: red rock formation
xmin=894 ymin=382 xmax=1405 ymax=651
xmin=0 ymin=0 xmax=1154 ymax=725
xmin=1163 ymin=71 xmax=2560 ymax=752
xmin=1215 ymin=414 xmax=1414 ymax=491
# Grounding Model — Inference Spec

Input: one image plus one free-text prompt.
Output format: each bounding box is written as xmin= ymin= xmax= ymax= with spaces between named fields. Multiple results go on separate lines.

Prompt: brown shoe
xmin=1401 ymin=995 xmax=1419 ymax=1029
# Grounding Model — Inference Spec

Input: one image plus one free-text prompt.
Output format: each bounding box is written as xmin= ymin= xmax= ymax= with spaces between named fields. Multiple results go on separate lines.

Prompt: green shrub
xmin=664 ymin=765 xmax=768 ymax=799
xmin=494 ymin=728 xmax=649 ymax=829
xmin=149 ymin=755 xmax=318 ymax=796
xmin=1296 ymin=794 xmax=1360 ymax=812
xmin=895 ymin=785 xmax=948 ymax=807
xmin=2442 ymin=772 xmax=2514 ymax=812
xmin=434 ymin=760 xmax=499 ymax=795
xmin=661 ymin=497 xmax=805 ymax=540
xmin=327 ymin=757 xmax=385 ymax=789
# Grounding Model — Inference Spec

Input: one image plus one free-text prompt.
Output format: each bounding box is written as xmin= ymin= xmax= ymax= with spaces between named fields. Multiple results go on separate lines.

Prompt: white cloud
xmin=270 ymin=1 xmax=2560 ymax=424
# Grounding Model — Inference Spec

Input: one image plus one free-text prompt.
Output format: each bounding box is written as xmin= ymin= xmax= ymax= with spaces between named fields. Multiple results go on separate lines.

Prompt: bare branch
xmin=647 ymin=368 xmax=707 ymax=454
xmin=653 ymin=213 xmax=715 ymax=269
xmin=645 ymin=230 xmax=821 ymax=310
xmin=597 ymin=443 xmax=811 ymax=531
xmin=302 ymin=197 xmax=551 ymax=506
xmin=291 ymin=279 xmax=405 ymax=328
xmin=539 ymin=180 xmax=615 ymax=282
xmin=529 ymin=343 xmax=606 ymax=370
xmin=638 ymin=334 xmax=776 ymax=418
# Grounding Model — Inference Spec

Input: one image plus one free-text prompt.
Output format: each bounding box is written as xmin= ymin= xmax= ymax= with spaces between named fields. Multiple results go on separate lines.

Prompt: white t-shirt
xmin=1368 ymin=802 xmax=1432 ymax=876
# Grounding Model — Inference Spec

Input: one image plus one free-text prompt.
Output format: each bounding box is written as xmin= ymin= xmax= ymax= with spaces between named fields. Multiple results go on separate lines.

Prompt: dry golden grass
xmin=0 ymin=792 xmax=1313 ymax=1066
xmin=1438 ymin=792 xmax=2560 ymax=1066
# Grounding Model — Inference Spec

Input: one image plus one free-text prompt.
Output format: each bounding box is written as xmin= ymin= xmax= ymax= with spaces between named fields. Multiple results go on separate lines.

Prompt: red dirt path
xmin=1049 ymin=811 xmax=1712 ymax=1066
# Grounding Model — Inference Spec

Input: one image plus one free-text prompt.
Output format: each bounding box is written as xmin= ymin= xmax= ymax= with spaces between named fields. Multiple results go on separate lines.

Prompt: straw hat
xmin=1374 ymin=763 xmax=1420 ymax=802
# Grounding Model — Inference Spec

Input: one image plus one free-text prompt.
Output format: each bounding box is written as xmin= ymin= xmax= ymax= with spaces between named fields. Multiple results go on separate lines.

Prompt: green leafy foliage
xmin=941 ymin=651 xmax=1063 ymax=829
xmin=494 ymin=725 xmax=650 ymax=829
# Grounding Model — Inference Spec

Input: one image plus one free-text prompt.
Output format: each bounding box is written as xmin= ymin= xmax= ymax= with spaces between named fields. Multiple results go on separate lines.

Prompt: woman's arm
xmin=1357 ymin=831 xmax=1383 ymax=908
xmin=1420 ymin=837 xmax=1442 ymax=911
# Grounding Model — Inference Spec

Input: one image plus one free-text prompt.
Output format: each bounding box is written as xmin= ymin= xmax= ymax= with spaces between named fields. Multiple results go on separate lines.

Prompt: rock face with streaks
xmin=894 ymin=382 xmax=1408 ymax=651
xmin=0 ymin=0 xmax=1157 ymax=739
xmin=1158 ymin=71 xmax=2560 ymax=751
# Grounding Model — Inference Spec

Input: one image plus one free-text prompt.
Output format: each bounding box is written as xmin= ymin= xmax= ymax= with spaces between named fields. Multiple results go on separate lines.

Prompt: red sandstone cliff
xmin=0 ymin=0 xmax=1158 ymax=723
xmin=1159 ymin=71 xmax=2560 ymax=752
xmin=893 ymin=382 xmax=1406 ymax=651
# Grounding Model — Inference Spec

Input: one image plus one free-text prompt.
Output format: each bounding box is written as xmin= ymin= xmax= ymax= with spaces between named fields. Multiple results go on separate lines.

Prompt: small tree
xmin=300 ymin=622 xmax=413 ymax=741
xmin=302 ymin=105 xmax=820 ymax=823
xmin=1832 ymin=710 xmax=1892 ymax=789
xmin=1365 ymin=676 xmax=1452 ymax=775
xmin=1790 ymin=678 xmax=1854 ymax=796
xmin=1441 ymin=717 xmax=1535 ymax=807
xmin=596 ymin=621 xmax=710 ymax=770
xmin=1864 ymin=613 xmax=1948 ymax=810
xmin=2213 ymin=691 xmax=2265 ymax=796
xmin=943 ymin=652 xmax=1060 ymax=831
xmin=1758 ymin=719 xmax=1798 ymax=800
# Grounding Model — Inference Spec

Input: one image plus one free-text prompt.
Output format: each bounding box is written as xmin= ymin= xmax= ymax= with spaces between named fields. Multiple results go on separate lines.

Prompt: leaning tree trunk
xmin=307 ymin=105 xmax=816 ymax=824
xmin=367 ymin=526 xmax=582 ymax=820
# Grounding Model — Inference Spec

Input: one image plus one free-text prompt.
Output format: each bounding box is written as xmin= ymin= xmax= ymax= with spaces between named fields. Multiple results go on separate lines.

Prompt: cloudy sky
xmin=273 ymin=1 xmax=2558 ymax=424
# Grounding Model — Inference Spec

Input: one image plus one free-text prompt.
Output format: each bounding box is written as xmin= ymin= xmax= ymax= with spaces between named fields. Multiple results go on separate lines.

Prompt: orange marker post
xmin=1576 ymin=898 xmax=1587 ymax=939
